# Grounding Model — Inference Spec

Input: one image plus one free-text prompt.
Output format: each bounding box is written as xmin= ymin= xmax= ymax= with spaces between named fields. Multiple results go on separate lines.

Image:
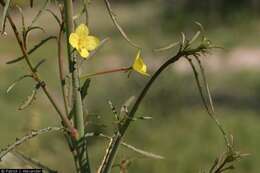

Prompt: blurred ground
xmin=0 ymin=1 xmax=260 ymax=173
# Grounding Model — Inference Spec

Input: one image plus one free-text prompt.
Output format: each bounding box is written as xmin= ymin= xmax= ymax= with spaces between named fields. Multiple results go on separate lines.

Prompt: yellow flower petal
xmin=75 ymin=24 xmax=89 ymax=37
xmin=84 ymin=36 xmax=100 ymax=51
xmin=69 ymin=33 xmax=79 ymax=49
xmin=78 ymin=47 xmax=90 ymax=58
xmin=132 ymin=50 xmax=149 ymax=76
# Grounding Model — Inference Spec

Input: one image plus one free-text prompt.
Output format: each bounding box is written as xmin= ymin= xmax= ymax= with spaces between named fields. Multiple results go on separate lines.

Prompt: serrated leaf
xmin=1 ymin=0 xmax=11 ymax=35
xmin=6 ymin=75 xmax=32 ymax=94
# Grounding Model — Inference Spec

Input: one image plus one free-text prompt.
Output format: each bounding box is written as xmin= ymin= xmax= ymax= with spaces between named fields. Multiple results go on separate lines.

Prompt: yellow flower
xmin=132 ymin=50 xmax=149 ymax=76
xmin=69 ymin=24 xmax=100 ymax=58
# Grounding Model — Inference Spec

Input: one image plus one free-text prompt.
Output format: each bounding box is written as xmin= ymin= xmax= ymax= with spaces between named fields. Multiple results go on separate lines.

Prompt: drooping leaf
xmin=6 ymin=75 xmax=33 ymax=94
xmin=18 ymin=88 xmax=37 ymax=110
xmin=1 ymin=0 xmax=11 ymax=35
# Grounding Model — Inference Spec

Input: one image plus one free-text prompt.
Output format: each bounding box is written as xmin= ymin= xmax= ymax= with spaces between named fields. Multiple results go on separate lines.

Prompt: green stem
xmin=64 ymin=0 xmax=85 ymax=141
xmin=64 ymin=1 xmax=91 ymax=172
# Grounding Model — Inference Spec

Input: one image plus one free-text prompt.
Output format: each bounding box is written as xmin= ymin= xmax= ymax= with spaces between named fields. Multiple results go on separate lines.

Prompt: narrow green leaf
xmin=194 ymin=56 xmax=215 ymax=113
xmin=104 ymin=0 xmax=140 ymax=49
xmin=6 ymin=75 xmax=32 ymax=94
xmin=30 ymin=0 xmax=49 ymax=26
xmin=25 ymin=26 xmax=45 ymax=42
xmin=1 ymin=0 xmax=11 ymax=34
xmin=188 ymin=31 xmax=201 ymax=45
xmin=98 ymin=133 xmax=165 ymax=160
xmin=16 ymin=5 xmax=25 ymax=34
xmin=18 ymin=88 xmax=37 ymax=110
xmin=6 ymin=36 xmax=57 ymax=64
xmin=80 ymin=78 xmax=91 ymax=100
xmin=44 ymin=9 xmax=61 ymax=26
xmin=34 ymin=59 xmax=46 ymax=71
xmin=154 ymin=41 xmax=179 ymax=52
xmin=180 ymin=32 xmax=186 ymax=51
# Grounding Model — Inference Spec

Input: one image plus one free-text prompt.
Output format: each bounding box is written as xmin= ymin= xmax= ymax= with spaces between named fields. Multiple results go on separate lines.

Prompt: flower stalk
xmin=64 ymin=0 xmax=85 ymax=138
xmin=64 ymin=0 xmax=91 ymax=172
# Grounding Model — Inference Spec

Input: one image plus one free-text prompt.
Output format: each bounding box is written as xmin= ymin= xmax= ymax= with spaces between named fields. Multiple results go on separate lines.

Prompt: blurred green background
xmin=1 ymin=0 xmax=260 ymax=172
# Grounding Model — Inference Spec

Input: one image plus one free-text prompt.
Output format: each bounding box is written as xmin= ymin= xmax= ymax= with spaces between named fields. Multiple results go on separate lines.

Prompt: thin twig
xmin=0 ymin=127 xmax=63 ymax=161
xmin=12 ymin=150 xmax=58 ymax=173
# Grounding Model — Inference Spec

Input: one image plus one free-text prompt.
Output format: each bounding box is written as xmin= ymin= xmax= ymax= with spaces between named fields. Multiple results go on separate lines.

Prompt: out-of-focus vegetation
xmin=0 ymin=0 xmax=260 ymax=172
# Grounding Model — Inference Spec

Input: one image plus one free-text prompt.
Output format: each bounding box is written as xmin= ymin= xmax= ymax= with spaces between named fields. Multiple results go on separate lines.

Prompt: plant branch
xmin=64 ymin=0 xmax=85 ymax=138
xmin=0 ymin=0 xmax=77 ymax=138
xmin=0 ymin=127 xmax=63 ymax=161
xmin=97 ymin=46 xmax=207 ymax=173
xmin=12 ymin=150 xmax=58 ymax=173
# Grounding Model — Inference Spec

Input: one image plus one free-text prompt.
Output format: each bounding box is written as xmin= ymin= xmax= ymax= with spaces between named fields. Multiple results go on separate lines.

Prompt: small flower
xmin=132 ymin=50 xmax=149 ymax=76
xmin=69 ymin=24 xmax=100 ymax=58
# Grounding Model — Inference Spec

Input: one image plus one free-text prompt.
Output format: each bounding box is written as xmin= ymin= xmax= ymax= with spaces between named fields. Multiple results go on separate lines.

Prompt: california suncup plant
xmin=0 ymin=0 xmax=247 ymax=173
